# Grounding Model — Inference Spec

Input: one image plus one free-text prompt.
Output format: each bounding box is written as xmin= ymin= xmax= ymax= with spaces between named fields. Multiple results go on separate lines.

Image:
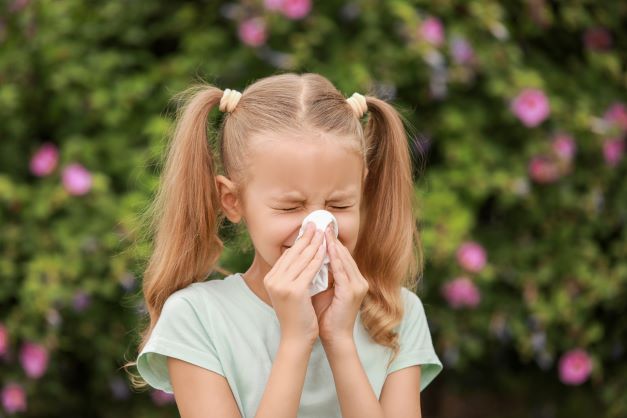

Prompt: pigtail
xmin=143 ymin=84 xmax=226 ymax=315
xmin=124 ymin=84 xmax=227 ymax=389
xmin=355 ymin=95 xmax=424 ymax=370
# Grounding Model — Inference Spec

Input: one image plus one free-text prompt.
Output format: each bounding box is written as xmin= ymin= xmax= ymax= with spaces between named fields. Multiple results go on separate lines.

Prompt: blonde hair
xmin=123 ymin=72 xmax=424 ymax=388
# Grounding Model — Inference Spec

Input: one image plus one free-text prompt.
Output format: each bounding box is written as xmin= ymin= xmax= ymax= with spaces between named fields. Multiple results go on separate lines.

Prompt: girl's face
xmin=216 ymin=134 xmax=366 ymax=281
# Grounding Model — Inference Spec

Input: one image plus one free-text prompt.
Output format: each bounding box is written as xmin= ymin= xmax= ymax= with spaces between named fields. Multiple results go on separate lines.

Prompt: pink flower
xmin=528 ymin=155 xmax=560 ymax=183
xmin=0 ymin=323 xmax=7 ymax=357
xmin=602 ymin=138 xmax=624 ymax=167
xmin=603 ymin=102 xmax=627 ymax=133
xmin=61 ymin=163 xmax=92 ymax=195
xmin=511 ymin=88 xmax=551 ymax=127
xmin=441 ymin=277 xmax=481 ymax=309
xmin=450 ymin=36 xmax=474 ymax=64
xmin=419 ymin=17 xmax=445 ymax=46
xmin=29 ymin=143 xmax=59 ymax=177
xmin=583 ymin=27 xmax=612 ymax=51
xmin=151 ymin=389 xmax=175 ymax=406
xmin=551 ymin=133 xmax=576 ymax=162
xmin=238 ymin=17 xmax=267 ymax=47
xmin=456 ymin=241 xmax=487 ymax=273
xmin=558 ymin=349 xmax=592 ymax=385
xmin=19 ymin=342 xmax=49 ymax=379
xmin=263 ymin=0 xmax=284 ymax=11
xmin=280 ymin=0 xmax=311 ymax=20
xmin=1 ymin=383 xmax=27 ymax=414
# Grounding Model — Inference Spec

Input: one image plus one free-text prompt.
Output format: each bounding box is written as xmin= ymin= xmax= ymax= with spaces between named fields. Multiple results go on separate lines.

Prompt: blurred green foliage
xmin=0 ymin=0 xmax=625 ymax=417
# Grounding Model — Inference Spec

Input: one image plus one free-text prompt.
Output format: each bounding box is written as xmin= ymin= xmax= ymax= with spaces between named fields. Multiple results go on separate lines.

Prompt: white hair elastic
xmin=346 ymin=92 xmax=368 ymax=118
xmin=219 ymin=88 xmax=243 ymax=113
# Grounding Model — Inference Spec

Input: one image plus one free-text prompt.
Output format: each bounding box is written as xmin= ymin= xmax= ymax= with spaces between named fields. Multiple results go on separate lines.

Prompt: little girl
xmin=127 ymin=73 xmax=443 ymax=417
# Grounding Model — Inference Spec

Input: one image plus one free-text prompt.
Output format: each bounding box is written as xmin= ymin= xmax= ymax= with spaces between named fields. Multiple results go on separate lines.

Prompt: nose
xmin=286 ymin=221 xmax=335 ymax=247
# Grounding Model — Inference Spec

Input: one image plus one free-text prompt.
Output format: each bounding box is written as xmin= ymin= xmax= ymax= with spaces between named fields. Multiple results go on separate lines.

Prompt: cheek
xmin=247 ymin=213 xmax=287 ymax=249
xmin=268 ymin=220 xmax=293 ymax=247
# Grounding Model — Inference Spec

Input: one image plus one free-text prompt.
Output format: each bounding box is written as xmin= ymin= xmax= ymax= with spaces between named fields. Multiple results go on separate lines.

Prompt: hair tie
xmin=220 ymin=88 xmax=242 ymax=113
xmin=346 ymin=92 xmax=367 ymax=118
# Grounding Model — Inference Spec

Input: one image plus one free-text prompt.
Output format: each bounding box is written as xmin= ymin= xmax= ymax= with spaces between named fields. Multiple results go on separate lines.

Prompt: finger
xmin=292 ymin=221 xmax=317 ymax=254
xmin=334 ymin=240 xmax=369 ymax=290
xmin=328 ymin=230 xmax=365 ymax=286
xmin=274 ymin=222 xmax=317 ymax=275
xmin=326 ymin=233 xmax=349 ymax=283
xmin=295 ymin=237 xmax=328 ymax=288
xmin=332 ymin=239 xmax=360 ymax=283
xmin=286 ymin=228 xmax=326 ymax=282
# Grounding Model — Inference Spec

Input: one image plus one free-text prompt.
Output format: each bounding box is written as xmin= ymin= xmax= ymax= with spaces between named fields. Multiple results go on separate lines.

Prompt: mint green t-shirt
xmin=137 ymin=272 xmax=443 ymax=417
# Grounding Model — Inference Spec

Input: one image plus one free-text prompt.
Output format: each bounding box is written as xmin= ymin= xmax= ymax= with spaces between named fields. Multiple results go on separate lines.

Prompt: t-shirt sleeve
xmin=386 ymin=288 xmax=443 ymax=392
xmin=136 ymin=291 xmax=224 ymax=394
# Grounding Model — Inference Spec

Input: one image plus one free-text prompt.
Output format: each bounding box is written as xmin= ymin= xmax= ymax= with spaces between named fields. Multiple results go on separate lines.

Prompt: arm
xmin=379 ymin=365 xmax=422 ymax=418
xmin=324 ymin=338 xmax=424 ymax=418
xmin=322 ymin=338 xmax=386 ymax=418
xmin=168 ymin=339 xmax=314 ymax=418
xmin=168 ymin=357 xmax=242 ymax=418
xmin=254 ymin=339 xmax=314 ymax=418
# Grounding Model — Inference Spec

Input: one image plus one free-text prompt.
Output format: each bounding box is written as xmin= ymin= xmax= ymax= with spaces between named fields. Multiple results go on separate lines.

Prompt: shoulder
xmin=393 ymin=286 xmax=431 ymax=331
xmin=151 ymin=278 xmax=241 ymax=343
xmin=399 ymin=286 xmax=426 ymax=313
xmin=160 ymin=276 xmax=235 ymax=320
xmin=167 ymin=275 xmax=236 ymax=305
xmin=167 ymin=273 xmax=245 ymax=311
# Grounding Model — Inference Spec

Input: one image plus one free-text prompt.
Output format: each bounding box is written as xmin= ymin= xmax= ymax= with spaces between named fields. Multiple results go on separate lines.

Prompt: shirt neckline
xmin=233 ymin=272 xmax=278 ymax=319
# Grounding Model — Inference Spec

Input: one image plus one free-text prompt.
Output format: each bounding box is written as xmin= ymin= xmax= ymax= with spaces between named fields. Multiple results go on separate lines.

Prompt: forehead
xmin=247 ymin=133 xmax=364 ymax=198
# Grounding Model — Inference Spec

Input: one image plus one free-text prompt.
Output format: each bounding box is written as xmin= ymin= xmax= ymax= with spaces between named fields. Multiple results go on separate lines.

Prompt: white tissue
xmin=295 ymin=210 xmax=339 ymax=296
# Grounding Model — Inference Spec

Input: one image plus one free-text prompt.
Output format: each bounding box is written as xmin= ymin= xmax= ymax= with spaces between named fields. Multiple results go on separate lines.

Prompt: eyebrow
xmin=270 ymin=189 xmax=358 ymax=202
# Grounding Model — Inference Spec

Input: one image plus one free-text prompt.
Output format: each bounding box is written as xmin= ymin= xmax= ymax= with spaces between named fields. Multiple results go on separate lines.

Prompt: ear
xmin=215 ymin=175 xmax=244 ymax=224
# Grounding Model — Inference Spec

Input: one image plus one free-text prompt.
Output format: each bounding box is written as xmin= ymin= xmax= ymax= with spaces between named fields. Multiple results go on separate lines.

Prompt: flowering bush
xmin=0 ymin=0 xmax=625 ymax=416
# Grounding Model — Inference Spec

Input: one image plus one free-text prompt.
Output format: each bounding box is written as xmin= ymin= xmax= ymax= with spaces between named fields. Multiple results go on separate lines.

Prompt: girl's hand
xmin=313 ymin=225 xmax=369 ymax=347
xmin=264 ymin=222 xmax=327 ymax=346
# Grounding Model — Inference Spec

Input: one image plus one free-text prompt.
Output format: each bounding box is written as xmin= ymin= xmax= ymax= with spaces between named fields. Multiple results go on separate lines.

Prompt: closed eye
xmin=278 ymin=205 xmax=352 ymax=212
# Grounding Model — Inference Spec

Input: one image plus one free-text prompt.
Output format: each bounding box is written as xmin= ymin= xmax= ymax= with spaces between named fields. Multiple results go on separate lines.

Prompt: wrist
xmin=320 ymin=335 xmax=354 ymax=351
xmin=280 ymin=337 xmax=317 ymax=352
